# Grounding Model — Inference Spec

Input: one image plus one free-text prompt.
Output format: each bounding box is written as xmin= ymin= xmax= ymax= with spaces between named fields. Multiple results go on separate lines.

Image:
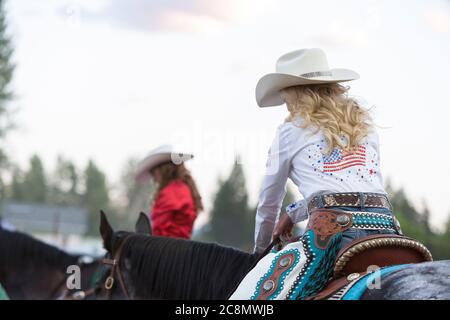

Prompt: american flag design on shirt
xmin=322 ymin=145 xmax=366 ymax=172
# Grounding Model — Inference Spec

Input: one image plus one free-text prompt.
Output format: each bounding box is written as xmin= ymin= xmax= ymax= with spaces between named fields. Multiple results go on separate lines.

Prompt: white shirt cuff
xmin=285 ymin=199 xmax=308 ymax=224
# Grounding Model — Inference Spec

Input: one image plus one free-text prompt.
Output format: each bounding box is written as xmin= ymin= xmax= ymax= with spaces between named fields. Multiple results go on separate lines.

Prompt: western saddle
xmin=304 ymin=209 xmax=433 ymax=299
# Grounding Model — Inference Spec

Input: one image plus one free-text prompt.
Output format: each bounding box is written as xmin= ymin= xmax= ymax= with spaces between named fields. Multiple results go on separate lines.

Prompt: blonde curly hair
xmin=281 ymin=83 xmax=373 ymax=154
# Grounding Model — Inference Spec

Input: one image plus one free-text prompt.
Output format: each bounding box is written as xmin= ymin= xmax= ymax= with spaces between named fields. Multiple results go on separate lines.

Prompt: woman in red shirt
xmin=135 ymin=145 xmax=203 ymax=239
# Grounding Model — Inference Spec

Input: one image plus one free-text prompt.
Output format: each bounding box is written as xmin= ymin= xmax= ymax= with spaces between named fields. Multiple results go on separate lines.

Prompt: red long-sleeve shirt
xmin=150 ymin=180 xmax=197 ymax=239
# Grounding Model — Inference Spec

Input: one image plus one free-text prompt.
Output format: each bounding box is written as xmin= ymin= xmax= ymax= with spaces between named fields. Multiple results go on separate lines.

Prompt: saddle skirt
xmin=229 ymin=229 xmax=342 ymax=300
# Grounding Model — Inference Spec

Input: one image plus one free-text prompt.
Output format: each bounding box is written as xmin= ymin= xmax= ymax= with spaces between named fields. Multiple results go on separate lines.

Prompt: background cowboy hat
xmin=135 ymin=144 xmax=193 ymax=183
xmin=256 ymin=48 xmax=359 ymax=107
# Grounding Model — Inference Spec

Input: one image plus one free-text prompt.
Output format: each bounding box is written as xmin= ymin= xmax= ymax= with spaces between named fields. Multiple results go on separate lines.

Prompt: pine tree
xmin=207 ymin=159 xmax=254 ymax=250
xmin=48 ymin=156 xmax=81 ymax=206
xmin=441 ymin=214 xmax=450 ymax=245
xmin=0 ymin=0 xmax=15 ymax=170
xmin=83 ymin=160 xmax=110 ymax=235
xmin=118 ymin=158 xmax=154 ymax=229
xmin=9 ymin=166 xmax=24 ymax=200
xmin=386 ymin=183 xmax=450 ymax=259
xmin=22 ymin=155 xmax=47 ymax=203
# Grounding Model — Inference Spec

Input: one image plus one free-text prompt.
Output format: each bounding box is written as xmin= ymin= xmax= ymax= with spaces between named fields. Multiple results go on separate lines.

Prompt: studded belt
xmin=348 ymin=211 xmax=399 ymax=232
xmin=308 ymin=192 xmax=392 ymax=212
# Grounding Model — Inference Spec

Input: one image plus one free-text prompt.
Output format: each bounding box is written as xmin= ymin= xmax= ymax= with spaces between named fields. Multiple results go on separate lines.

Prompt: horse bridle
xmin=61 ymin=236 xmax=131 ymax=300
xmin=100 ymin=235 xmax=131 ymax=300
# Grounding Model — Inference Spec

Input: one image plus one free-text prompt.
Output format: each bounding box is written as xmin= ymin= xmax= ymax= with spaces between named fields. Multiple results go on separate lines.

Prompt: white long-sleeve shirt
xmin=254 ymin=117 xmax=386 ymax=253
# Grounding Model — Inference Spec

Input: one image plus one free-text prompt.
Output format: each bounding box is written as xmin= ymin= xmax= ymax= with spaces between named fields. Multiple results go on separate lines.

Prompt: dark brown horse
xmin=97 ymin=211 xmax=450 ymax=300
xmin=0 ymin=225 xmax=101 ymax=299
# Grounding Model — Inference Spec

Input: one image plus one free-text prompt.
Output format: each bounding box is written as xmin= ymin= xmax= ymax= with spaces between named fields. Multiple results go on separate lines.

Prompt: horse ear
xmin=99 ymin=210 xmax=113 ymax=251
xmin=135 ymin=212 xmax=152 ymax=235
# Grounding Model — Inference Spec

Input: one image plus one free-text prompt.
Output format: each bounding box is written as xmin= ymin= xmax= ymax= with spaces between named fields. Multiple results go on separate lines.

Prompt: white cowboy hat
xmin=256 ymin=48 xmax=359 ymax=107
xmin=135 ymin=144 xmax=193 ymax=183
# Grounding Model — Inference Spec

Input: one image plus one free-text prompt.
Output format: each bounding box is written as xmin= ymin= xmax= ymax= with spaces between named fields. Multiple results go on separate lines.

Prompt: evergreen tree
xmin=420 ymin=203 xmax=432 ymax=235
xmin=118 ymin=158 xmax=154 ymax=230
xmin=22 ymin=155 xmax=47 ymax=203
xmin=0 ymin=173 xmax=4 ymax=199
xmin=207 ymin=159 xmax=254 ymax=250
xmin=48 ymin=156 xmax=81 ymax=206
xmin=0 ymin=0 xmax=15 ymax=170
xmin=386 ymin=183 xmax=450 ymax=259
xmin=9 ymin=166 xmax=24 ymax=200
xmin=444 ymin=214 xmax=450 ymax=241
xmin=83 ymin=160 xmax=110 ymax=235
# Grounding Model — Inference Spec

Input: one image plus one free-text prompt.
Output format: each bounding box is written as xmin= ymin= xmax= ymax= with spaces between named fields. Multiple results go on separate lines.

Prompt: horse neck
xmin=195 ymin=246 xmax=257 ymax=299
xmin=0 ymin=230 xmax=79 ymax=270
xmin=125 ymin=237 xmax=257 ymax=300
xmin=0 ymin=230 xmax=79 ymax=299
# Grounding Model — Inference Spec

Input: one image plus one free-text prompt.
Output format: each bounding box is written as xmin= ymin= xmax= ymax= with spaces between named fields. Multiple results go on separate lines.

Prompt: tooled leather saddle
xmin=304 ymin=209 xmax=433 ymax=299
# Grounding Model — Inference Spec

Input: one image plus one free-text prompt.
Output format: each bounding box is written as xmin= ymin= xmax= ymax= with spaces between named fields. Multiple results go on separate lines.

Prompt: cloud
xmin=425 ymin=11 xmax=450 ymax=33
xmin=308 ymin=20 xmax=370 ymax=48
xmin=66 ymin=0 xmax=267 ymax=33
xmin=302 ymin=3 xmax=381 ymax=49
xmin=310 ymin=31 xmax=370 ymax=48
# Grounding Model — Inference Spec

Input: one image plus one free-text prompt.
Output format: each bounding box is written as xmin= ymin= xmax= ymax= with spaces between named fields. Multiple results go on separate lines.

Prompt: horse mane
xmin=120 ymin=233 xmax=258 ymax=299
xmin=0 ymin=228 xmax=78 ymax=272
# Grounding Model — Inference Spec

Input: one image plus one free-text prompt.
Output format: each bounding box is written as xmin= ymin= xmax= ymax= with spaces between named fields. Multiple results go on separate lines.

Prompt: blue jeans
xmin=323 ymin=205 xmax=397 ymax=248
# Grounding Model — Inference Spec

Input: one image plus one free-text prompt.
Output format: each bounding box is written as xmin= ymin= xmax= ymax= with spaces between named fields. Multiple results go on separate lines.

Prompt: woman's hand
xmin=272 ymin=213 xmax=294 ymax=241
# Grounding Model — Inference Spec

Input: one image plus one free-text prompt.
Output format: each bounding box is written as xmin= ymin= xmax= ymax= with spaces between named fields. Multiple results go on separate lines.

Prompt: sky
xmin=4 ymin=0 xmax=450 ymax=230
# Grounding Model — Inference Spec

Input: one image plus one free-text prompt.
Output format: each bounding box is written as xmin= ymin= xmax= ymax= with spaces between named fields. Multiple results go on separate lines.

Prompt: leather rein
xmin=100 ymin=235 xmax=131 ymax=300
xmin=63 ymin=237 xmax=131 ymax=300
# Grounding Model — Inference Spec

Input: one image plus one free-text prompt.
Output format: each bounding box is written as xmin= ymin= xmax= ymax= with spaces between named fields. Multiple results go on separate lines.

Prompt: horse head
xmin=97 ymin=211 xmax=152 ymax=300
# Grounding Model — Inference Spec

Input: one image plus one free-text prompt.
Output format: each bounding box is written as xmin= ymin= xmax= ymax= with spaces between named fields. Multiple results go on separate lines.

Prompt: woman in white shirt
xmin=230 ymin=48 xmax=400 ymax=300
xmin=254 ymin=48 xmax=398 ymax=253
